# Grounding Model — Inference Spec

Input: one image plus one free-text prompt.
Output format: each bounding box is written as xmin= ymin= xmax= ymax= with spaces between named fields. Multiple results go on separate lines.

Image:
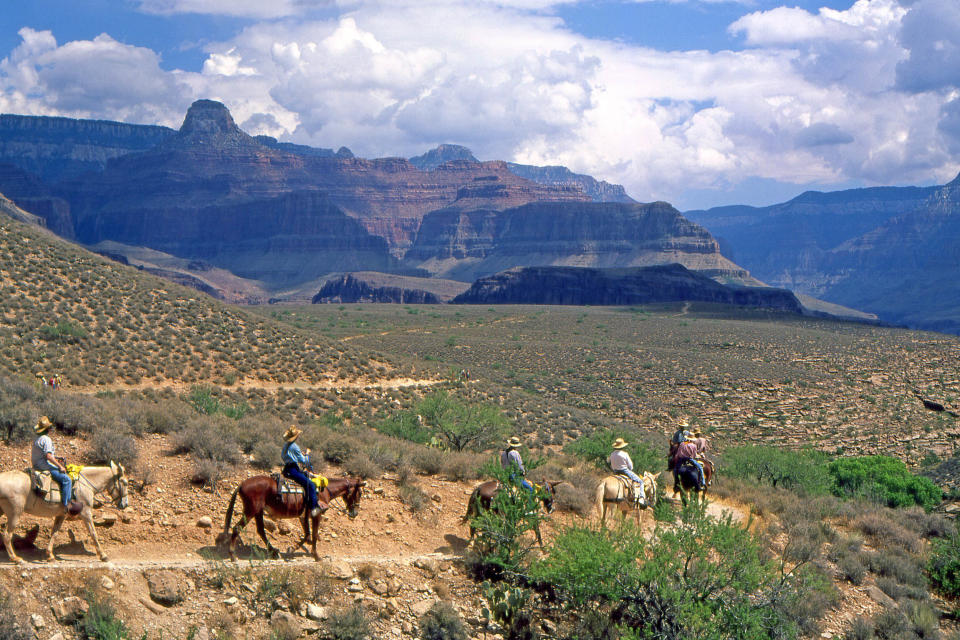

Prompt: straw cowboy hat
xmin=678 ymin=418 xmax=689 ymax=428
xmin=505 ymin=436 xmax=522 ymax=448
xmin=34 ymin=416 xmax=52 ymax=435
xmin=612 ymin=437 xmax=629 ymax=450
xmin=283 ymin=426 xmax=303 ymax=443
xmin=693 ymin=429 xmax=703 ymax=437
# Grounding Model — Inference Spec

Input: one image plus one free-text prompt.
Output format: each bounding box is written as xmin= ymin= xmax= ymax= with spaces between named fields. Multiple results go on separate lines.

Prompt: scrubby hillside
xmin=0 ymin=213 xmax=397 ymax=387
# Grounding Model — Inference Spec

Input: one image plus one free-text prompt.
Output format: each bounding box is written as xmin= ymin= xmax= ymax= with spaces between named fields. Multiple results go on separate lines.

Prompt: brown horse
xmin=216 ymin=476 xmax=365 ymax=561
xmin=463 ymin=480 xmax=559 ymax=545
xmin=594 ymin=471 xmax=660 ymax=527
xmin=672 ymin=458 xmax=714 ymax=506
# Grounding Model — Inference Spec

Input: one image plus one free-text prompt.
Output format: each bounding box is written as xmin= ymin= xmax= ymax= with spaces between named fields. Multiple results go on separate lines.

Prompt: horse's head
xmin=344 ymin=479 xmax=366 ymax=519
xmin=642 ymin=471 xmax=660 ymax=508
xmin=109 ymin=460 xmax=130 ymax=510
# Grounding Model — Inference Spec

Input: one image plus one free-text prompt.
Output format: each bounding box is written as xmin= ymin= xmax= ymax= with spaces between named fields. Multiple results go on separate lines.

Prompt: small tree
xmin=417 ymin=392 xmax=508 ymax=452
xmin=829 ymin=455 xmax=942 ymax=510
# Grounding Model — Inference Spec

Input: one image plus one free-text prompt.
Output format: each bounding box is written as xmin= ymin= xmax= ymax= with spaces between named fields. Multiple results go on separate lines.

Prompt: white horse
xmin=0 ymin=462 xmax=129 ymax=563
xmin=594 ymin=471 xmax=659 ymax=527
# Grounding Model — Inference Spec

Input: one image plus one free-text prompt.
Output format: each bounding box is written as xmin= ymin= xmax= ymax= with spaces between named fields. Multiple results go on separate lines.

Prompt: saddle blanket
xmin=612 ymin=473 xmax=644 ymax=503
xmin=274 ymin=473 xmax=329 ymax=495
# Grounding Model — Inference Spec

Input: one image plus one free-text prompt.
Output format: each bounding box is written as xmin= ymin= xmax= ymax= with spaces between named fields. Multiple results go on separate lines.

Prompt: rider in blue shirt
xmin=281 ymin=426 xmax=328 ymax=518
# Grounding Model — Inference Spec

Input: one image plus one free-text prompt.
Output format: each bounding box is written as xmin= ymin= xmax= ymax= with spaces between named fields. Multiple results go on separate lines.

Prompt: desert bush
xmin=400 ymin=483 xmax=431 ymax=513
xmin=150 ymin=398 xmax=195 ymax=433
xmin=418 ymin=601 xmax=468 ymax=640
xmin=323 ymin=605 xmax=371 ymax=640
xmin=40 ymin=393 xmax=108 ymax=434
xmin=343 ymin=452 xmax=380 ymax=479
xmin=440 ymin=450 xmax=483 ymax=482
xmin=173 ymin=417 xmax=243 ymax=465
xmin=87 ymin=425 xmax=138 ymax=469
xmin=0 ymin=401 xmax=35 ymax=444
xmin=552 ymin=482 xmax=594 ymax=516
xmin=410 ymin=447 xmax=445 ymax=475
xmin=722 ymin=445 xmax=832 ymax=496
xmin=854 ymin=511 xmax=922 ymax=553
xmin=844 ymin=617 xmax=874 ymax=640
xmin=867 ymin=549 xmax=927 ymax=589
xmin=929 ymin=530 xmax=960 ymax=598
xmin=829 ymin=456 xmax=942 ymax=511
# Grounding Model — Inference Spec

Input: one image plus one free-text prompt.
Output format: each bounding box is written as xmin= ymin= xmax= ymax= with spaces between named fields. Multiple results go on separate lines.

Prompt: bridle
xmin=78 ymin=467 xmax=129 ymax=510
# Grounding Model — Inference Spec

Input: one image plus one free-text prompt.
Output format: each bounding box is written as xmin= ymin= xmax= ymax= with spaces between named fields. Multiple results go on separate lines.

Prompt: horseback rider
xmin=692 ymin=428 xmax=712 ymax=487
xmin=32 ymin=416 xmax=83 ymax=516
xmin=501 ymin=436 xmax=534 ymax=494
xmin=672 ymin=431 xmax=705 ymax=490
xmin=609 ymin=438 xmax=646 ymax=506
xmin=281 ymin=426 xmax=328 ymax=518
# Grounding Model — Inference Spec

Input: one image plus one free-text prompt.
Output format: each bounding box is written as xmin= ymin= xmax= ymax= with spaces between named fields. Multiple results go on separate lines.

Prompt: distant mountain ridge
xmin=0 ymin=99 xmax=842 ymax=318
xmin=686 ymin=175 xmax=960 ymax=333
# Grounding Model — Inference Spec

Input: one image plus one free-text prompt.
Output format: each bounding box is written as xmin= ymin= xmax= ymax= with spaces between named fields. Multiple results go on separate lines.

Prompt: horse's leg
xmin=255 ymin=514 xmax=278 ymax=558
xmin=81 ymin=509 xmax=109 ymax=561
xmin=45 ymin=514 xmax=66 ymax=561
xmin=228 ymin=515 xmax=247 ymax=561
xmin=534 ymin=524 xmax=544 ymax=547
xmin=310 ymin=514 xmax=319 ymax=561
xmin=0 ymin=503 xmax=21 ymax=564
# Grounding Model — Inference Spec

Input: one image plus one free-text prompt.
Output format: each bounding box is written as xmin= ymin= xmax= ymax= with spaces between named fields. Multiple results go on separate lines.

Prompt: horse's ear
xmin=110 ymin=460 xmax=118 ymax=474
xmin=653 ymin=472 xmax=662 ymax=480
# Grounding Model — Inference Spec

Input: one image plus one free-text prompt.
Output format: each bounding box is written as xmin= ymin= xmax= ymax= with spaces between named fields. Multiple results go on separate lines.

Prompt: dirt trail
xmin=70 ymin=376 xmax=443 ymax=394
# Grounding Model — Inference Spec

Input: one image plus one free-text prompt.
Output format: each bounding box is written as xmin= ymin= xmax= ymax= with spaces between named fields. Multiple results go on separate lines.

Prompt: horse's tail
xmin=594 ymin=479 xmax=608 ymax=517
xmin=220 ymin=483 xmax=241 ymax=538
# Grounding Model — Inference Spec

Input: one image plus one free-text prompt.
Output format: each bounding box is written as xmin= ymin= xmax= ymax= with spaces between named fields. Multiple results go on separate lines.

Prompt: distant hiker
xmin=672 ymin=436 xmax=705 ymax=491
xmin=501 ymin=436 xmax=534 ymax=494
xmin=32 ymin=416 xmax=83 ymax=516
xmin=281 ymin=426 xmax=328 ymax=518
xmin=53 ymin=374 xmax=62 ymax=390
xmin=37 ymin=372 xmax=47 ymax=387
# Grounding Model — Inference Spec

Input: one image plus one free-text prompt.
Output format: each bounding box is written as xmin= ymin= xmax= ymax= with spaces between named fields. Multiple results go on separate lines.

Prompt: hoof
xmin=99 ymin=555 xmax=109 ymax=562
xmin=9 ymin=556 xmax=22 ymax=565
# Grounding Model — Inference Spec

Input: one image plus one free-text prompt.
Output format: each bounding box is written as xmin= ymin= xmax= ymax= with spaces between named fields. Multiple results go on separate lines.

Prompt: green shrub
xmin=39 ymin=320 xmax=87 ymax=342
xmin=417 ymin=391 xmax=509 ymax=452
xmin=419 ymin=601 xmax=468 ymax=640
xmin=563 ymin=428 xmax=660 ymax=474
xmin=375 ymin=412 xmax=433 ymax=445
xmin=929 ymin=530 xmax=960 ymax=597
xmin=323 ymin=604 xmax=371 ymax=640
xmin=531 ymin=502 xmax=813 ymax=639
xmin=722 ymin=445 xmax=833 ymax=495
xmin=77 ymin=593 xmax=132 ymax=640
xmin=829 ymin=456 xmax=942 ymax=511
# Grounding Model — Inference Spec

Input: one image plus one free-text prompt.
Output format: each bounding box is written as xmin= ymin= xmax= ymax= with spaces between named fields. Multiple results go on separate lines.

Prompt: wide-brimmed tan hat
xmin=678 ymin=418 xmax=689 ymax=427
xmin=283 ymin=426 xmax=302 ymax=443
xmin=506 ymin=436 xmax=522 ymax=448
xmin=612 ymin=437 xmax=629 ymax=449
xmin=693 ymin=429 xmax=703 ymax=437
xmin=34 ymin=416 xmax=52 ymax=435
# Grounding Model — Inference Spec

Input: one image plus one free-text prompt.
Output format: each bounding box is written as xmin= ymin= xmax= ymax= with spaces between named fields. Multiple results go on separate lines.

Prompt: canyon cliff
xmin=452 ymin=264 xmax=803 ymax=312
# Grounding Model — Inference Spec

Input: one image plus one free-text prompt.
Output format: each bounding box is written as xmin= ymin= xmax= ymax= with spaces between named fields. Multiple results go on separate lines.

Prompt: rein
xmin=76 ymin=469 xmax=122 ymax=509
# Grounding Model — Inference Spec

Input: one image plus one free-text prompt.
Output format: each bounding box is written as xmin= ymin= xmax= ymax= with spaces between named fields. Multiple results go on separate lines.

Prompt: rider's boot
xmin=310 ymin=499 xmax=330 ymax=518
xmin=66 ymin=500 xmax=84 ymax=516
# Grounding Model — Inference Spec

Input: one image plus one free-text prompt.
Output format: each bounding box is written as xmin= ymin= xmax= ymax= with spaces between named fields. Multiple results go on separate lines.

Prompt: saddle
xmin=30 ymin=470 xmax=71 ymax=505
xmin=613 ymin=473 xmax=645 ymax=506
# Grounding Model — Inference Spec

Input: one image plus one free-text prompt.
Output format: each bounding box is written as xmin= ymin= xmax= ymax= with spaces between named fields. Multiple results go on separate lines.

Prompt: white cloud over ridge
xmin=2 ymin=0 xmax=960 ymax=208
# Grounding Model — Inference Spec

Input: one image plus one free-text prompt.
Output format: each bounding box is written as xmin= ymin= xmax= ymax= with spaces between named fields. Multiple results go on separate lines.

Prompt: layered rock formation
xmin=452 ymin=264 xmax=803 ymax=312
xmin=0 ymin=163 xmax=73 ymax=237
xmin=506 ymin=163 xmax=634 ymax=203
xmin=406 ymin=201 xmax=753 ymax=284
xmin=314 ymin=274 xmax=443 ymax=304
xmin=0 ymin=113 xmax=174 ymax=183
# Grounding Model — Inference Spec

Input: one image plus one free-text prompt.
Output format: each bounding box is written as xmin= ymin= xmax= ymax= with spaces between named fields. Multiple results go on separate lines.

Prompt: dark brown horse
xmin=672 ymin=459 xmax=714 ymax=506
xmin=216 ymin=476 xmax=365 ymax=561
xmin=463 ymin=480 xmax=559 ymax=545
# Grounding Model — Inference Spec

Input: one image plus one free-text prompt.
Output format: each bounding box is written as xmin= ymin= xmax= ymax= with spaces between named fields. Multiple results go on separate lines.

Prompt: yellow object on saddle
xmin=65 ymin=464 xmax=83 ymax=481
xmin=311 ymin=475 xmax=329 ymax=490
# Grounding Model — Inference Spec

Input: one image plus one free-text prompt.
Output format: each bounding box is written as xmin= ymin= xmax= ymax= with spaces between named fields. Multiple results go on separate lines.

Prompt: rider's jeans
xmin=617 ymin=468 xmax=643 ymax=484
xmin=47 ymin=467 xmax=72 ymax=506
xmin=508 ymin=474 xmax=535 ymax=494
xmin=283 ymin=463 xmax=318 ymax=510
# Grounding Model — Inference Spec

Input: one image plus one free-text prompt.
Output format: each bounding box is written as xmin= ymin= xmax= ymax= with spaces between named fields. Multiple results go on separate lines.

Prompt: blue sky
xmin=1 ymin=0 xmax=959 ymax=210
